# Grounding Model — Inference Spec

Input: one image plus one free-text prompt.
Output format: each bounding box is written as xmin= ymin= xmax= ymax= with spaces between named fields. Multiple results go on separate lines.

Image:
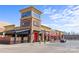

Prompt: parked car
xmin=60 ymin=39 xmax=66 ymax=43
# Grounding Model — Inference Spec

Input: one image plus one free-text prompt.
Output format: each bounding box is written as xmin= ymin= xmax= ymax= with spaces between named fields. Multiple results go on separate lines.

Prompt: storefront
xmin=40 ymin=25 xmax=52 ymax=42
xmin=1 ymin=29 xmax=30 ymax=44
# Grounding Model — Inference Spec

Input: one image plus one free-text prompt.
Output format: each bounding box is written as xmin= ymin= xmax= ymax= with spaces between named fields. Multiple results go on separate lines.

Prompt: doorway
xmin=34 ymin=32 xmax=38 ymax=42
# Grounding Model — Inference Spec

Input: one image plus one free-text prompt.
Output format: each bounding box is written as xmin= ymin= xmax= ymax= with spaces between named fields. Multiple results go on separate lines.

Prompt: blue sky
xmin=0 ymin=5 xmax=79 ymax=33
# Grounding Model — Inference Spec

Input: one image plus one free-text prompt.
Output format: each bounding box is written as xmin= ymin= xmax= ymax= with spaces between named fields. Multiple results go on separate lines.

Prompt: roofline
xmin=41 ymin=25 xmax=51 ymax=29
xmin=3 ymin=24 xmax=15 ymax=27
xmin=20 ymin=6 xmax=42 ymax=14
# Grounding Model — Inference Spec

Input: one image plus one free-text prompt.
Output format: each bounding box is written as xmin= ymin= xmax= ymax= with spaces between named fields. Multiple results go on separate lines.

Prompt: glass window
xmin=33 ymin=21 xmax=40 ymax=27
xmin=32 ymin=11 xmax=40 ymax=19
xmin=21 ymin=21 xmax=31 ymax=26
xmin=21 ymin=11 xmax=31 ymax=18
xmin=21 ymin=11 xmax=41 ymax=19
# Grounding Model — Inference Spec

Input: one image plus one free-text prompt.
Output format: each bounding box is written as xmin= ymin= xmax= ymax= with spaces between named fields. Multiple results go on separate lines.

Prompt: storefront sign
xmin=16 ymin=30 xmax=30 ymax=34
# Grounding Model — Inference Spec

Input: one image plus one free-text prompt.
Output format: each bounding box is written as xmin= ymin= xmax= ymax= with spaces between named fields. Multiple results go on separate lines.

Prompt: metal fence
xmin=64 ymin=35 xmax=79 ymax=40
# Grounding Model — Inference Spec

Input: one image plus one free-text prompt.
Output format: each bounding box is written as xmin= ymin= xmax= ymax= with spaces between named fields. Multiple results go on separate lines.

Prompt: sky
xmin=0 ymin=5 xmax=79 ymax=33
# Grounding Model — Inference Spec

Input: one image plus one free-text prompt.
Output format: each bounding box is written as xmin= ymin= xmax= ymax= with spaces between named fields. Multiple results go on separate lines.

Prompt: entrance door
xmin=34 ymin=32 xmax=38 ymax=42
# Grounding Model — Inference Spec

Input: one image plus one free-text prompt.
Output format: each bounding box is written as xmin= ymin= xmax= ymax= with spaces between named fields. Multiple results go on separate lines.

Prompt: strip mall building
xmin=0 ymin=6 xmax=64 ymax=44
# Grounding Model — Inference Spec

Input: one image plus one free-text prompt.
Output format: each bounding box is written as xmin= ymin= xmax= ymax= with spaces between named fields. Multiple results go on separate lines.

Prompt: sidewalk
xmin=0 ymin=42 xmax=78 ymax=53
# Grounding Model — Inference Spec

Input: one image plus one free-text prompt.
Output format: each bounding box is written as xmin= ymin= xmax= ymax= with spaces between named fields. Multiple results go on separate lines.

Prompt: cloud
xmin=43 ymin=7 xmax=57 ymax=15
xmin=43 ymin=5 xmax=79 ymax=33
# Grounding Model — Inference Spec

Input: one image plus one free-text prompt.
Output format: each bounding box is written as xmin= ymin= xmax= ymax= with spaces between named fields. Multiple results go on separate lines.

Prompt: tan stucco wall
xmin=31 ymin=17 xmax=41 ymax=31
xmin=41 ymin=25 xmax=52 ymax=32
xmin=4 ymin=25 xmax=15 ymax=31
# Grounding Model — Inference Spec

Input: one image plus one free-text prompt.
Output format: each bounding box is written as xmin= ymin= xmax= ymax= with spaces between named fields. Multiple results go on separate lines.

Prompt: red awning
xmin=51 ymin=33 xmax=60 ymax=37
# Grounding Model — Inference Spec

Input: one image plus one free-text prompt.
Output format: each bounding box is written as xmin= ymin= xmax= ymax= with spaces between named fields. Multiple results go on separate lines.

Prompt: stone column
xmin=45 ymin=32 xmax=47 ymax=41
xmin=56 ymin=32 xmax=59 ymax=40
xmin=46 ymin=32 xmax=48 ymax=42
xmin=14 ymin=34 xmax=17 ymax=44
xmin=42 ymin=32 xmax=44 ymax=42
xmin=38 ymin=34 xmax=41 ymax=44
xmin=48 ymin=32 xmax=51 ymax=41
xmin=30 ymin=30 xmax=34 ymax=43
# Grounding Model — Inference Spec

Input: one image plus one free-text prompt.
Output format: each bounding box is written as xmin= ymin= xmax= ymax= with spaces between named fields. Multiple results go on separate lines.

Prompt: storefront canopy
xmin=6 ymin=29 xmax=30 ymax=35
